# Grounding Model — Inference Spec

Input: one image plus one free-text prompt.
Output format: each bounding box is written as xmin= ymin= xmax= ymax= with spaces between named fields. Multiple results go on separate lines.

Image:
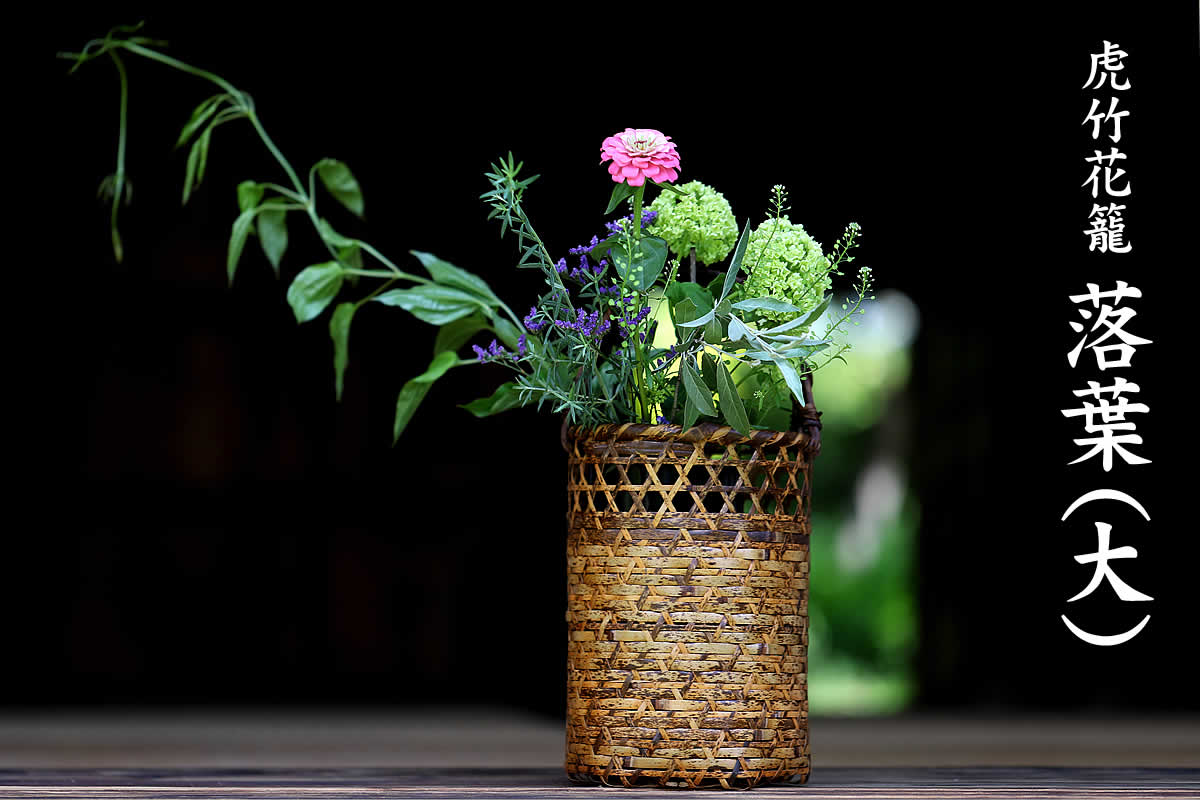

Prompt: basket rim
xmin=566 ymin=411 xmax=821 ymax=449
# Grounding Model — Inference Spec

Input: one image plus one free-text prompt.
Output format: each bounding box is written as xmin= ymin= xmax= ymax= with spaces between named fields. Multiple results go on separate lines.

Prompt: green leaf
xmin=434 ymin=314 xmax=488 ymax=354
xmin=410 ymin=251 xmax=500 ymax=306
xmin=317 ymin=218 xmax=357 ymax=249
xmin=411 ymin=349 xmax=459 ymax=383
xmin=492 ymin=317 xmax=522 ymax=350
xmin=727 ymin=315 xmax=751 ymax=346
xmin=591 ymin=234 xmax=669 ymax=290
xmin=237 ymin=181 xmax=264 ymax=213
xmin=373 ymin=284 xmax=484 ymax=326
xmin=286 ymin=261 xmax=344 ymax=324
xmin=227 ymin=207 xmax=259 ymax=286
xmin=337 ymin=242 xmax=362 ymax=271
xmin=175 ymin=94 xmax=224 ymax=150
xmin=650 ymin=179 xmax=689 ymax=197
xmin=700 ymin=353 xmax=719 ymax=391
xmin=315 ymin=158 xmax=364 ymax=217
xmin=716 ymin=360 xmax=751 ymax=436
xmin=719 ymin=222 xmax=751 ymax=302
xmin=610 ymin=236 xmax=669 ymax=291
xmin=392 ymin=351 xmax=460 ymax=444
xmin=605 ymin=182 xmax=637 ymax=215
xmin=773 ymin=357 xmax=807 ymax=407
xmin=683 ymin=392 xmax=701 ymax=429
xmin=665 ymin=281 xmax=714 ymax=325
xmin=680 ymin=358 xmax=716 ymax=416
xmin=257 ymin=206 xmax=288 ymax=276
xmin=182 ymin=137 xmax=200 ymax=206
xmin=703 ymin=315 xmax=726 ymax=344
xmin=195 ymin=126 xmax=212 ymax=185
xmin=676 ymin=307 xmax=717 ymax=329
xmin=732 ymin=297 xmax=803 ymax=316
xmin=393 ymin=381 xmax=434 ymax=444
xmin=329 ymin=302 xmax=355 ymax=402
xmin=761 ymin=295 xmax=833 ymax=335
xmin=460 ymin=381 xmax=524 ymax=418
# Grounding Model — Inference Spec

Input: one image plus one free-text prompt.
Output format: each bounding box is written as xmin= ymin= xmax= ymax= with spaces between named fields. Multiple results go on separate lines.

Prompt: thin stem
xmin=631 ymin=183 xmax=645 ymax=239
xmin=108 ymin=49 xmax=129 ymax=262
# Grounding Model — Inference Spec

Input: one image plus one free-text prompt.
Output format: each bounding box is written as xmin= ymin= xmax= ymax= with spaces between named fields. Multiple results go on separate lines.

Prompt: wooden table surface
xmin=1 ymin=709 xmax=1197 ymax=798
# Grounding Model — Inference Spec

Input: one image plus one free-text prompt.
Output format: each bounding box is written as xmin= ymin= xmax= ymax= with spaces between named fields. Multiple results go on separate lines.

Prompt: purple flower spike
xmin=472 ymin=344 xmax=487 ymax=363
xmin=517 ymin=334 xmax=527 ymax=357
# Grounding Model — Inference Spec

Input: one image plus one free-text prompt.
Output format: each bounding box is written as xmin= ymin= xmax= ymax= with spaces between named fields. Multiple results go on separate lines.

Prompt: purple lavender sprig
xmin=473 ymin=338 xmax=517 ymax=364
xmin=605 ymin=209 xmax=658 ymax=236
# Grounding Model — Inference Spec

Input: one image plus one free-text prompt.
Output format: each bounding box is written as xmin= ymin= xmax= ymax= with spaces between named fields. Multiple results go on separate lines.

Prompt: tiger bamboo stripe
xmin=565 ymin=422 xmax=817 ymax=789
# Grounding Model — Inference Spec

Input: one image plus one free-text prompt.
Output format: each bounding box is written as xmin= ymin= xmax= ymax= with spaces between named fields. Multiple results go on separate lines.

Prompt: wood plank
xmin=0 ymin=767 xmax=1196 ymax=798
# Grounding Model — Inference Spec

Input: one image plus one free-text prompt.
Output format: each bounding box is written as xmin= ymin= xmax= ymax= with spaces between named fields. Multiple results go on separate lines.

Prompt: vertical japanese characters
xmin=1061 ymin=43 xmax=1152 ymax=646
xmin=1082 ymin=41 xmax=1131 ymax=252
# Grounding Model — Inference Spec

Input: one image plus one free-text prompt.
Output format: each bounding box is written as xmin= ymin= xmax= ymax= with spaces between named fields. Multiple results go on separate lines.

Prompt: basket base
xmin=566 ymin=765 xmax=810 ymax=790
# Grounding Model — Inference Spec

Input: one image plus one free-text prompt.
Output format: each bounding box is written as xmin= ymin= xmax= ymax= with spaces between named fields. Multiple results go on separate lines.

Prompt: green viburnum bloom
xmin=741 ymin=217 xmax=832 ymax=322
xmin=647 ymin=181 xmax=738 ymax=265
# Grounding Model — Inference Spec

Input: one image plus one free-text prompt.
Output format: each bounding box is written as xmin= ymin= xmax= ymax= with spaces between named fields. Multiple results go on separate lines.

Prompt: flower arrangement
xmin=62 ymin=26 xmax=875 ymax=443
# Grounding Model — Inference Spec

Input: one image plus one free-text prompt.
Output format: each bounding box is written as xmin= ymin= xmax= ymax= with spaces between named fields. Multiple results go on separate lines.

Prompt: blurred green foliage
xmin=805 ymin=292 xmax=918 ymax=715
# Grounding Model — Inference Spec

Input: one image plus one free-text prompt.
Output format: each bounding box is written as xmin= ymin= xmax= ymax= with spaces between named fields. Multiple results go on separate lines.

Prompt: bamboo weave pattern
xmin=565 ymin=421 xmax=816 ymax=789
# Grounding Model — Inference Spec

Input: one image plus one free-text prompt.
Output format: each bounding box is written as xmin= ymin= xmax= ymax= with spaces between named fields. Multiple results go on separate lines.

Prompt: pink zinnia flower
xmin=600 ymin=128 xmax=680 ymax=188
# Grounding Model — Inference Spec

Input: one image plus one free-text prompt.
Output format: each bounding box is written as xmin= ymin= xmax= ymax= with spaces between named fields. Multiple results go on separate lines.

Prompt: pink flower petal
xmin=625 ymin=174 xmax=645 ymax=187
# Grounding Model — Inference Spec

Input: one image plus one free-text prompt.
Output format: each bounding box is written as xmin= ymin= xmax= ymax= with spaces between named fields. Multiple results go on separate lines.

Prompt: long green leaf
xmin=676 ymin=307 xmax=717 ymax=329
xmin=257 ymin=206 xmax=288 ymax=276
xmin=434 ymin=314 xmax=488 ymax=354
xmin=174 ymin=94 xmax=224 ymax=150
xmin=410 ymin=251 xmax=500 ymax=306
xmin=315 ymin=158 xmax=364 ymax=217
xmin=182 ymin=133 xmax=200 ymax=205
xmin=373 ymin=284 xmax=484 ymax=326
xmin=492 ymin=317 xmax=522 ymax=350
xmin=732 ymin=296 xmax=803 ymax=315
xmin=227 ymin=207 xmax=260 ymax=286
xmin=195 ymin=126 xmax=212 ymax=185
xmin=393 ymin=350 xmax=460 ymax=444
xmin=237 ymin=180 xmax=264 ymax=213
xmin=773 ymin=357 xmax=807 ymax=406
xmin=683 ymin=393 xmax=701 ymax=429
xmin=286 ymin=262 xmax=344 ymax=323
xmin=605 ymin=182 xmax=637 ymax=215
xmin=680 ymin=358 xmax=716 ymax=416
xmin=665 ymin=281 xmax=714 ymax=325
xmin=716 ymin=360 xmax=751 ymax=436
xmin=460 ymin=381 xmax=524 ymax=418
xmin=329 ymin=302 xmax=355 ymax=401
xmin=761 ymin=294 xmax=832 ymax=335
xmin=719 ymin=222 xmax=751 ymax=302
xmin=317 ymin=218 xmax=357 ymax=249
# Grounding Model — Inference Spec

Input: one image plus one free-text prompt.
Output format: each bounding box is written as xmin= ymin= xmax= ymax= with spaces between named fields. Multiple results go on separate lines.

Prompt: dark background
xmin=13 ymin=7 xmax=1197 ymax=715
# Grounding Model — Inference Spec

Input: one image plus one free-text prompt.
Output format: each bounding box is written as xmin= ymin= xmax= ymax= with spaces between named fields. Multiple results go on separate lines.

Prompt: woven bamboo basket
xmin=564 ymin=405 xmax=821 ymax=789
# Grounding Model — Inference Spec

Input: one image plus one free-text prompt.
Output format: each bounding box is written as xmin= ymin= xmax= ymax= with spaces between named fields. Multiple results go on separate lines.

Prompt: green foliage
xmin=314 ymin=158 xmax=364 ymax=217
xmin=64 ymin=27 xmax=876 ymax=443
xmin=329 ymin=302 xmax=356 ymax=402
xmin=373 ymin=284 xmax=485 ymax=326
xmin=287 ymin=262 xmax=344 ymax=323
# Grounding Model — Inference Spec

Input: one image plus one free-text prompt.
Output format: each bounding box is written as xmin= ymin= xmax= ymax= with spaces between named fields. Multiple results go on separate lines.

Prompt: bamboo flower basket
xmin=564 ymin=407 xmax=821 ymax=789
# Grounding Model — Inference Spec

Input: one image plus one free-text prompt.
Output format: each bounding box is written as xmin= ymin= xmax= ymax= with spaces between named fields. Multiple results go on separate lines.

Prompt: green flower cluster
xmin=741 ymin=217 xmax=832 ymax=322
xmin=647 ymin=181 xmax=738 ymax=265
